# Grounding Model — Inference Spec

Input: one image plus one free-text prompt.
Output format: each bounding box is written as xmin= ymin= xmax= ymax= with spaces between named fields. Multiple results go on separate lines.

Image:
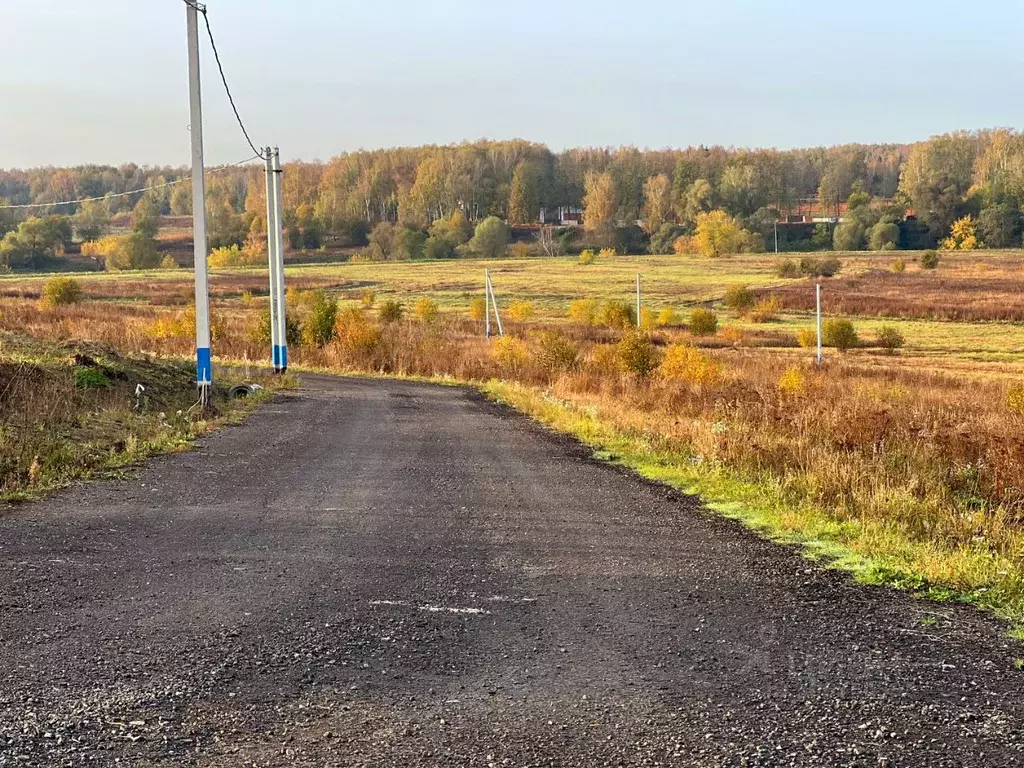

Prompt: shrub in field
xmin=720 ymin=326 xmax=746 ymax=347
xmin=876 ymin=326 xmax=905 ymax=354
xmin=639 ymin=307 xmax=656 ymax=331
xmin=248 ymin=308 xmax=301 ymax=347
xmin=86 ymin=233 xmax=160 ymax=271
xmin=361 ymin=289 xmax=376 ymax=308
xmin=892 ymin=258 xmax=906 ymax=273
xmin=796 ymin=327 xmax=817 ymax=349
xmin=689 ymin=308 xmax=718 ymax=336
xmin=589 ymin=343 xmax=623 ymax=375
xmin=378 ymin=300 xmax=404 ymax=323
xmin=334 ymin=307 xmax=382 ymax=361
xmin=568 ymin=298 xmax=599 ymax=325
xmin=507 ymin=300 xmax=535 ymax=322
xmin=617 ymin=331 xmax=659 ymax=376
xmin=656 ymin=307 xmax=678 ymax=327
xmin=301 ymin=290 xmax=339 ymax=348
xmin=578 ymin=249 xmax=596 ymax=266
xmin=74 ymin=366 xmax=112 ymax=389
xmin=673 ymin=235 xmax=698 ymax=255
xmin=749 ymin=296 xmax=782 ymax=323
xmin=414 ymin=297 xmax=439 ymax=323
xmin=777 ymin=366 xmax=807 ymax=396
xmin=598 ymin=248 xmax=617 ymax=260
xmin=41 ymin=277 xmax=82 ymax=307
xmin=1007 ymin=384 xmax=1024 ymax=417
xmin=723 ymin=285 xmax=754 ymax=314
xmin=151 ymin=305 xmax=226 ymax=343
xmin=159 ymin=255 xmax=178 ymax=270
xmin=822 ymin=318 xmax=858 ymax=352
xmin=208 ymin=244 xmax=261 ymax=268
xmin=598 ymin=300 xmax=635 ymax=329
xmin=492 ymin=336 xmax=530 ymax=372
xmin=799 ymin=257 xmax=842 ymax=278
xmin=532 ymin=330 xmax=580 ymax=372
xmin=921 ymin=250 xmax=940 ymax=269
xmin=659 ymin=344 xmax=721 ymax=388
xmin=469 ymin=297 xmax=486 ymax=321
xmin=509 ymin=242 xmax=531 ymax=259
xmin=776 ymin=260 xmax=800 ymax=278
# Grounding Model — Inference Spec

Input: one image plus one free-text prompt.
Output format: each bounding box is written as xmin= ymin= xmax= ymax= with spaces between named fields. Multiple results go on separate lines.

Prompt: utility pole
xmin=271 ymin=147 xmax=288 ymax=371
xmin=264 ymin=147 xmax=281 ymax=372
xmin=635 ymin=273 xmax=642 ymax=328
xmin=484 ymin=269 xmax=491 ymax=338
xmin=186 ymin=1 xmax=212 ymax=405
xmin=816 ymin=282 xmax=823 ymax=365
xmin=774 ymin=221 xmax=779 ymax=254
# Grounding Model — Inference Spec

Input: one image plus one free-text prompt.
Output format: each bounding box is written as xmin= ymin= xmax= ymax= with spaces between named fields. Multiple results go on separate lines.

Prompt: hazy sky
xmin=1 ymin=0 xmax=1021 ymax=168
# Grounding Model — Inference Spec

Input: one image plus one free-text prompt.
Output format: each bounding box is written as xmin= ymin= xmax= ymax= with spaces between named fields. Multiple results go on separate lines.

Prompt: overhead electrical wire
xmin=187 ymin=0 xmax=267 ymax=160
xmin=0 ymin=2 xmax=268 ymax=212
xmin=0 ymin=156 xmax=262 ymax=211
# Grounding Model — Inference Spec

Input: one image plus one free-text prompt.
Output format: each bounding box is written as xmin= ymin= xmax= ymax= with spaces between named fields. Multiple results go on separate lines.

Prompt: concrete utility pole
xmin=816 ymin=282 xmax=823 ymax=365
xmin=774 ymin=221 xmax=779 ymax=254
xmin=271 ymin=147 xmax=288 ymax=371
xmin=264 ymin=148 xmax=281 ymax=371
xmin=186 ymin=1 xmax=212 ymax=405
xmin=484 ymin=269 xmax=491 ymax=338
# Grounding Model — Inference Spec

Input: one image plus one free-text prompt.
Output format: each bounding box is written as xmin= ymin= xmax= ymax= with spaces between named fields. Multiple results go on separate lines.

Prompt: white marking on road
xmin=370 ymin=599 xmax=489 ymax=615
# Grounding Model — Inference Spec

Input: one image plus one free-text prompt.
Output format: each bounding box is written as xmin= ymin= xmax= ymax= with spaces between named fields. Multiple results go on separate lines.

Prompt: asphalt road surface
xmin=1 ymin=376 xmax=1022 ymax=767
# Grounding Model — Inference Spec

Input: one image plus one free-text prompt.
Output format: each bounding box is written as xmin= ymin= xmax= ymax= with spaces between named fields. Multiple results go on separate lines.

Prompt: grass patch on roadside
xmin=482 ymin=379 xmax=1024 ymax=631
xmin=0 ymin=333 xmax=288 ymax=504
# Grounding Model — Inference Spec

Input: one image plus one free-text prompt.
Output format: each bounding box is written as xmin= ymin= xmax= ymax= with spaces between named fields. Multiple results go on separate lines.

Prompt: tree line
xmin=2 ymin=130 xmax=1023 ymax=270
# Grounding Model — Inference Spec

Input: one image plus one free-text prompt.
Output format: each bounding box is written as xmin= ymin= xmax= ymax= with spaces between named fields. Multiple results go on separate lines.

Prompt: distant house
xmin=539 ymin=206 xmax=584 ymax=227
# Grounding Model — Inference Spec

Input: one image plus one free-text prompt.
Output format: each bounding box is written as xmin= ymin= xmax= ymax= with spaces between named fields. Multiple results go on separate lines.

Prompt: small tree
xmin=942 ymin=216 xmax=979 ymax=251
xmin=688 ymin=308 xmax=718 ymax=336
xmin=920 ymin=250 xmax=940 ymax=269
xmin=378 ymin=299 xmax=404 ymax=323
xmin=876 ymin=326 xmax=905 ymax=354
xmin=469 ymin=216 xmax=511 ymax=259
xmin=301 ymin=290 xmax=338 ymax=347
xmin=822 ymin=318 xmax=859 ymax=352
xmin=723 ymin=285 xmax=754 ymax=314
xmin=41 ymin=276 xmax=82 ymax=307
xmin=868 ymin=221 xmax=900 ymax=251
xmin=694 ymin=210 xmax=745 ymax=257
xmin=617 ymin=331 xmax=659 ymax=376
xmin=468 ymin=297 xmax=486 ymax=321
xmin=414 ymin=297 xmax=438 ymax=322
xmin=507 ymin=300 xmax=535 ymax=322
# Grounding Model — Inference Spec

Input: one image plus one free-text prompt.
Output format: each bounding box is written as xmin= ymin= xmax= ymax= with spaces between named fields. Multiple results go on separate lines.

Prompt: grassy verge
xmin=0 ymin=333 xmax=290 ymax=504
xmin=482 ymin=380 xmax=1024 ymax=631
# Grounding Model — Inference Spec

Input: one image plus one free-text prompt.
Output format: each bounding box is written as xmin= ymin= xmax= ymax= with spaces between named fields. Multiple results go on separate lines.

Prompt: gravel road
xmin=1 ymin=375 xmax=1022 ymax=767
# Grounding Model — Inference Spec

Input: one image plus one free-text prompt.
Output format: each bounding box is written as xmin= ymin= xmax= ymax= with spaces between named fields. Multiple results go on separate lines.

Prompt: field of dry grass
xmin=3 ymin=249 xmax=1024 ymax=623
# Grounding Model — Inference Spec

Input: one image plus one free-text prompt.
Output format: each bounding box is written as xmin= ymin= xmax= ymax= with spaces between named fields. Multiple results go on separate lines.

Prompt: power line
xmin=0 ymin=156 xmax=261 ymax=211
xmin=188 ymin=1 xmax=266 ymax=161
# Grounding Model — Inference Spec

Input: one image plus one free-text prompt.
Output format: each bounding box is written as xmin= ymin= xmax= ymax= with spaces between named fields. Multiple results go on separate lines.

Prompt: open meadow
xmin=4 ymin=249 xmax=1024 ymax=628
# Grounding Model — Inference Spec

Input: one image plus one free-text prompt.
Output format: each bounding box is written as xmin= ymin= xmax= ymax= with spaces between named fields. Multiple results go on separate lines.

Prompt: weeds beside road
xmin=0 ymin=334 xmax=285 ymax=503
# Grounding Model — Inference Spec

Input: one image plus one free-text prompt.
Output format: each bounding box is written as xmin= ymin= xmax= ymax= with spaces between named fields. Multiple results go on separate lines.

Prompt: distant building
xmin=539 ymin=206 xmax=583 ymax=226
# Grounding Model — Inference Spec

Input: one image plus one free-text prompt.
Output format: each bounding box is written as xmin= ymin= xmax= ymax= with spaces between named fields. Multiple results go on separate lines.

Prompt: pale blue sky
xmin=1 ymin=0 xmax=1020 ymax=168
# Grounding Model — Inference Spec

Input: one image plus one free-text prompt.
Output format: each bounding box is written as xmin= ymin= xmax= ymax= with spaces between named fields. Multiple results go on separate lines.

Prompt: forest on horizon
xmin=2 ymin=129 xmax=1023 ymax=269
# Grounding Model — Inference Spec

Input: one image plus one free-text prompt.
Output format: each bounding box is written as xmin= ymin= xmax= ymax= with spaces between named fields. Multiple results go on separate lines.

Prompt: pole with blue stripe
xmin=264 ymin=147 xmax=281 ymax=371
xmin=271 ymin=147 xmax=288 ymax=371
xmin=186 ymin=2 xmax=212 ymax=404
